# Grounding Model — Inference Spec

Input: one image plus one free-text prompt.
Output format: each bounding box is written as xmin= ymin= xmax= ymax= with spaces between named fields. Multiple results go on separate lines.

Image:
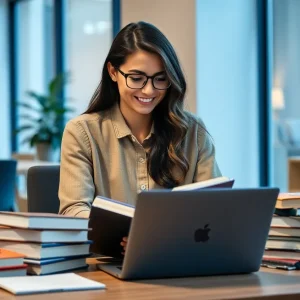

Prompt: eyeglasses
xmin=116 ymin=68 xmax=171 ymax=90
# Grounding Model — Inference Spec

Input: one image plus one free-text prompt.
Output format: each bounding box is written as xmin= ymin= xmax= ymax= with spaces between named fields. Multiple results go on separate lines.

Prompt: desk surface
xmin=1 ymin=259 xmax=300 ymax=299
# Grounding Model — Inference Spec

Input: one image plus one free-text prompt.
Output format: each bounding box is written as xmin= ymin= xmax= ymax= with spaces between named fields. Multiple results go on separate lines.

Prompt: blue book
xmin=0 ymin=240 xmax=92 ymax=259
xmin=24 ymin=253 xmax=91 ymax=265
xmin=24 ymin=254 xmax=91 ymax=275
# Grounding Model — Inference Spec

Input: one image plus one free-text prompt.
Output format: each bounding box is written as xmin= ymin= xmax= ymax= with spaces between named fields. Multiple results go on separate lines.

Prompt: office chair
xmin=0 ymin=159 xmax=18 ymax=211
xmin=27 ymin=165 xmax=60 ymax=213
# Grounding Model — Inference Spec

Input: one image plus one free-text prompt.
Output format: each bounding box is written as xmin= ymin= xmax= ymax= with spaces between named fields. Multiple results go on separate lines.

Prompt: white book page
xmin=172 ymin=176 xmax=230 ymax=191
xmin=0 ymin=273 xmax=105 ymax=295
xmin=93 ymin=197 xmax=135 ymax=218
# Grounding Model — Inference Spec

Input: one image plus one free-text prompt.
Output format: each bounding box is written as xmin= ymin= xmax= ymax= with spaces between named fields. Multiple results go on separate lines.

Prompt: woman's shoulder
xmin=184 ymin=111 xmax=207 ymax=133
xmin=183 ymin=111 xmax=214 ymax=149
xmin=65 ymin=110 xmax=111 ymax=129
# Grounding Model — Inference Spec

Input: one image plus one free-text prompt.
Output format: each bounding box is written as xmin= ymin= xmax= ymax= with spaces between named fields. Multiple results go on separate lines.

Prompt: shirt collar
xmin=110 ymin=103 xmax=132 ymax=139
xmin=110 ymin=103 xmax=155 ymax=140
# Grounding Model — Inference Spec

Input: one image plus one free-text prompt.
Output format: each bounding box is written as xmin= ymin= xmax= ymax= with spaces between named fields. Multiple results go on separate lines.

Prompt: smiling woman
xmin=58 ymin=21 xmax=222 ymax=253
xmin=107 ymin=50 xmax=168 ymax=134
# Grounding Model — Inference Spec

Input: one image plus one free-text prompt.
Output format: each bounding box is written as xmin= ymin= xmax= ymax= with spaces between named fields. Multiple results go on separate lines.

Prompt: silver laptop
xmin=98 ymin=188 xmax=279 ymax=280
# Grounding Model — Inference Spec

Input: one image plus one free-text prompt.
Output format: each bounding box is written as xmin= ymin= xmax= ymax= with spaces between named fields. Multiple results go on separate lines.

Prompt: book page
xmin=93 ymin=197 xmax=135 ymax=217
xmin=172 ymin=176 xmax=231 ymax=191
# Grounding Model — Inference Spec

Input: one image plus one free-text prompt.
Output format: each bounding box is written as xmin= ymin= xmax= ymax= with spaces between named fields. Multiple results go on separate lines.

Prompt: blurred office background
xmin=1 ymin=0 xmax=300 ymax=192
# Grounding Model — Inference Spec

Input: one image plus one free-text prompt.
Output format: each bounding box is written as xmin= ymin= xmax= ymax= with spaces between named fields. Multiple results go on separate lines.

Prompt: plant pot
xmin=36 ymin=143 xmax=53 ymax=161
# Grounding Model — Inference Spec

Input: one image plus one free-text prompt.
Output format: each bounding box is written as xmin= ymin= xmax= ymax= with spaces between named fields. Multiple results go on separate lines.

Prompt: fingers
xmin=120 ymin=236 xmax=128 ymax=255
xmin=120 ymin=241 xmax=127 ymax=249
xmin=120 ymin=236 xmax=128 ymax=247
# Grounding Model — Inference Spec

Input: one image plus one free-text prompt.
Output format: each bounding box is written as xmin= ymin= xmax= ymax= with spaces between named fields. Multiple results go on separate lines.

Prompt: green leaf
xmin=18 ymin=114 xmax=40 ymax=123
xmin=21 ymin=135 xmax=36 ymax=146
xmin=16 ymin=72 xmax=73 ymax=149
xmin=17 ymin=102 xmax=41 ymax=113
xmin=15 ymin=124 xmax=35 ymax=134
xmin=48 ymin=72 xmax=69 ymax=97
xmin=25 ymin=91 xmax=48 ymax=108
xmin=51 ymin=107 xmax=72 ymax=115
xmin=30 ymin=134 xmax=40 ymax=147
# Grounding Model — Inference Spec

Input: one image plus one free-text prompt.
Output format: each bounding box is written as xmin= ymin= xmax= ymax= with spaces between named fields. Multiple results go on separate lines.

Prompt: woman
xmin=59 ymin=21 xmax=221 ymax=251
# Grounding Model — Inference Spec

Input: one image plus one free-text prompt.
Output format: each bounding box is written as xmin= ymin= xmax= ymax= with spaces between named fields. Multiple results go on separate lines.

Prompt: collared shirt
xmin=59 ymin=104 xmax=221 ymax=218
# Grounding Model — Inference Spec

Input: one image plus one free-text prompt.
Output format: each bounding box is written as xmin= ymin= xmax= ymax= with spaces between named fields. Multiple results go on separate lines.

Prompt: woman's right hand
xmin=120 ymin=236 xmax=128 ymax=255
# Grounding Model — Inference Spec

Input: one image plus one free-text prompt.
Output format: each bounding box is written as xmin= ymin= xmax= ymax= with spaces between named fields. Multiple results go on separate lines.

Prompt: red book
xmin=262 ymin=256 xmax=300 ymax=269
xmin=0 ymin=264 xmax=27 ymax=277
xmin=0 ymin=264 xmax=27 ymax=271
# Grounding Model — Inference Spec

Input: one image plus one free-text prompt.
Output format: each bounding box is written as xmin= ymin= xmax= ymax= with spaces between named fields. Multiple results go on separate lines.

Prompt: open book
xmin=172 ymin=176 xmax=234 ymax=191
xmin=88 ymin=176 xmax=234 ymax=257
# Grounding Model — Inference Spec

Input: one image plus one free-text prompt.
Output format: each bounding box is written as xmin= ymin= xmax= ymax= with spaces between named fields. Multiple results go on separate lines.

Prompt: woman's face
xmin=108 ymin=50 xmax=168 ymax=119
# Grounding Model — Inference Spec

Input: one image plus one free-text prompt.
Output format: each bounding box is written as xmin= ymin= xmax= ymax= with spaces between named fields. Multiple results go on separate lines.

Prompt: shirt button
xmin=139 ymin=158 xmax=145 ymax=163
xmin=141 ymin=184 xmax=146 ymax=190
xmin=131 ymin=136 xmax=136 ymax=142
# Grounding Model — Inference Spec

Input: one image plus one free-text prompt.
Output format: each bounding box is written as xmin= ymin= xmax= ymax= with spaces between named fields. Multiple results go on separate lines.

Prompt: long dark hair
xmin=85 ymin=21 xmax=190 ymax=188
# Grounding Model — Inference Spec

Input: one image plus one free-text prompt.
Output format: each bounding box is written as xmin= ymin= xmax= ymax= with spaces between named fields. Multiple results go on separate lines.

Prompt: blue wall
xmin=196 ymin=0 xmax=259 ymax=187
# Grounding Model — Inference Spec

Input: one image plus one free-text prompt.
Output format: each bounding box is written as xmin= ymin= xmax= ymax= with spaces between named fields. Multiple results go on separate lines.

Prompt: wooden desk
xmin=288 ymin=156 xmax=300 ymax=192
xmin=1 ymin=259 xmax=300 ymax=299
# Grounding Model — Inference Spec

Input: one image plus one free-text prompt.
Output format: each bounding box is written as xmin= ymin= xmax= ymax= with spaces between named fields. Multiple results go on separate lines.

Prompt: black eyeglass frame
xmin=116 ymin=68 xmax=171 ymax=90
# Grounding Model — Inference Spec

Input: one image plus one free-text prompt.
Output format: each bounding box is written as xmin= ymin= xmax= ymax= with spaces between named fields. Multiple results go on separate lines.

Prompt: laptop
xmin=98 ymin=188 xmax=279 ymax=280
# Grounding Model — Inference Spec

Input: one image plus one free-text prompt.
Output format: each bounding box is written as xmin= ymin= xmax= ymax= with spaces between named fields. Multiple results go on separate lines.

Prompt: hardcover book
xmin=266 ymin=237 xmax=300 ymax=251
xmin=25 ymin=255 xmax=90 ymax=275
xmin=271 ymin=216 xmax=300 ymax=228
xmin=264 ymin=249 xmax=300 ymax=260
xmin=0 ymin=248 xmax=25 ymax=267
xmin=0 ymin=226 xmax=89 ymax=243
xmin=0 ymin=241 xmax=92 ymax=259
xmin=88 ymin=176 xmax=234 ymax=257
xmin=0 ymin=264 xmax=27 ymax=277
xmin=276 ymin=193 xmax=300 ymax=209
xmin=0 ymin=212 xmax=89 ymax=230
xmin=262 ymin=257 xmax=300 ymax=270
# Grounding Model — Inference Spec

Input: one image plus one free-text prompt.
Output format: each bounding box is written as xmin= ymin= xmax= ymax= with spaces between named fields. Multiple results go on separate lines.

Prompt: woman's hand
xmin=120 ymin=236 xmax=128 ymax=255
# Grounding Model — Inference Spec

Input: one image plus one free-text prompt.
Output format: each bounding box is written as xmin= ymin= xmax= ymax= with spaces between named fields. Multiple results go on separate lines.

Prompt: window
xmin=14 ymin=0 xmax=55 ymax=153
xmin=65 ymin=0 xmax=113 ymax=115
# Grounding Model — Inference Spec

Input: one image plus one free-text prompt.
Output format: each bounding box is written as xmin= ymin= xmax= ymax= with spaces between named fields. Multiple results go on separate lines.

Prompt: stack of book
xmin=263 ymin=192 xmax=300 ymax=270
xmin=0 ymin=212 xmax=91 ymax=275
xmin=0 ymin=248 xmax=27 ymax=277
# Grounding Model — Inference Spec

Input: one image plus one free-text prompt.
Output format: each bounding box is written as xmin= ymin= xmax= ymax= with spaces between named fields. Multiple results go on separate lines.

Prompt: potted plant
xmin=16 ymin=74 xmax=73 ymax=161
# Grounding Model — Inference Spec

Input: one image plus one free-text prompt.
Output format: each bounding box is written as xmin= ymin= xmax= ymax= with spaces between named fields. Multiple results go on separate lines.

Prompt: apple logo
xmin=194 ymin=224 xmax=210 ymax=242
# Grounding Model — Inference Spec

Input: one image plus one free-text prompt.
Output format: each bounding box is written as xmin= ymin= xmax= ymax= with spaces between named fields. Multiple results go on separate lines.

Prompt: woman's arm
xmin=58 ymin=120 xmax=95 ymax=218
xmin=194 ymin=126 xmax=222 ymax=182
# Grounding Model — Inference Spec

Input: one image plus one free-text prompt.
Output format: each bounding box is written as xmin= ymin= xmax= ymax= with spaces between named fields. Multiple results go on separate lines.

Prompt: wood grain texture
xmin=1 ymin=259 xmax=300 ymax=299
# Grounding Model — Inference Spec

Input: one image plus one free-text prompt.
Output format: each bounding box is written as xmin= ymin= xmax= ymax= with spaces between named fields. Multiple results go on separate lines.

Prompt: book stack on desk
xmin=0 ymin=212 xmax=91 ymax=275
xmin=263 ymin=193 xmax=300 ymax=270
xmin=0 ymin=248 xmax=27 ymax=277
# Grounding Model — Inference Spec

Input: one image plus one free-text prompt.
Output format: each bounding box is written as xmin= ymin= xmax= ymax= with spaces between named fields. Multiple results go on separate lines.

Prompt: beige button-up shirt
xmin=59 ymin=104 xmax=221 ymax=218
